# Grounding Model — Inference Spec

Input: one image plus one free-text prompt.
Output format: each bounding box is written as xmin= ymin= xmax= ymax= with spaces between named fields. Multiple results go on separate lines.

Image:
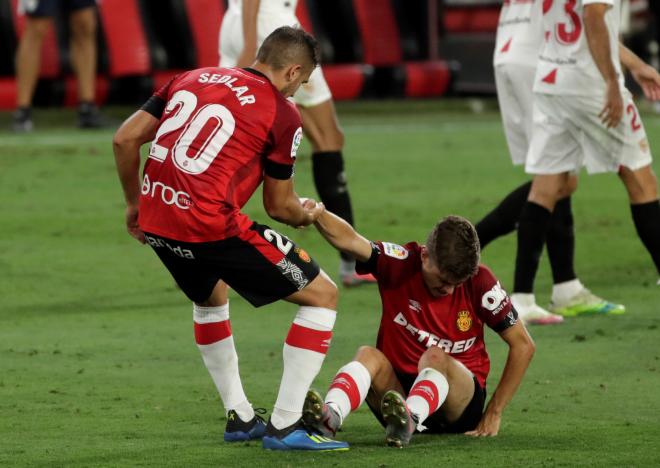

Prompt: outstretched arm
xmin=262 ymin=176 xmax=324 ymax=227
xmin=313 ymin=210 xmax=373 ymax=262
xmin=465 ymin=321 xmax=535 ymax=436
xmin=113 ymin=110 xmax=160 ymax=243
xmin=620 ymin=43 xmax=660 ymax=101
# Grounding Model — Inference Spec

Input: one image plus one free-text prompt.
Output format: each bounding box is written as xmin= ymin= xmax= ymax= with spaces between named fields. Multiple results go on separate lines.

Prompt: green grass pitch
xmin=1 ymin=101 xmax=659 ymax=467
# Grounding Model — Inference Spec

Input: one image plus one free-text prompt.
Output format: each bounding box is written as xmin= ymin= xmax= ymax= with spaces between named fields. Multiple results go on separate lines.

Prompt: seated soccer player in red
xmin=303 ymin=209 xmax=535 ymax=447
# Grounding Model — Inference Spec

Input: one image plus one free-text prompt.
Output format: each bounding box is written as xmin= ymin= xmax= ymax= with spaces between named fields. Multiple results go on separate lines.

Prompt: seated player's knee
xmin=354 ymin=346 xmax=389 ymax=373
xmin=418 ymin=347 xmax=450 ymax=373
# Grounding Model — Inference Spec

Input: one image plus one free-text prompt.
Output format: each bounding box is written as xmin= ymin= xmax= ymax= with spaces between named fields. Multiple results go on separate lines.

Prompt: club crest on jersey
xmin=456 ymin=310 xmax=472 ymax=332
xmin=291 ymin=127 xmax=303 ymax=158
xmin=640 ymin=138 xmax=649 ymax=153
xmin=383 ymin=242 xmax=409 ymax=260
xmin=295 ymin=246 xmax=311 ymax=263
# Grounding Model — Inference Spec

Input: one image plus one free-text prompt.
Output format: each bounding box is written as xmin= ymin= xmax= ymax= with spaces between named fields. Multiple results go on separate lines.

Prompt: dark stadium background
xmin=0 ymin=0 xmax=657 ymax=110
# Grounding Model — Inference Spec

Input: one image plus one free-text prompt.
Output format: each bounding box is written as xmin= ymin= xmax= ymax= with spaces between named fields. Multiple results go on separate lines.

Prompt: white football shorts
xmin=494 ymin=63 xmax=536 ymax=166
xmin=218 ymin=8 xmax=332 ymax=108
xmin=525 ymin=90 xmax=653 ymax=175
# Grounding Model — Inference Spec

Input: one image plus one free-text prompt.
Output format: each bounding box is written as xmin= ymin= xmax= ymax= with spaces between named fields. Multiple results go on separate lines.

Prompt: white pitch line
xmin=0 ymin=133 xmax=113 ymax=147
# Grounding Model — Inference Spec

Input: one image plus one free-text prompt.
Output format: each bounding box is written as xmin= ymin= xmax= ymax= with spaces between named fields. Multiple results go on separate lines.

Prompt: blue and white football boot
xmin=262 ymin=418 xmax=349 ymax=451
xmin=224 ymin=409 xmax=267 ymax=442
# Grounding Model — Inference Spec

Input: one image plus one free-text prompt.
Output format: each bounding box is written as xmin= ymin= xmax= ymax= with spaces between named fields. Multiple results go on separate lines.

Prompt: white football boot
xmin=511 ymin=293 xmax=564 ymax=325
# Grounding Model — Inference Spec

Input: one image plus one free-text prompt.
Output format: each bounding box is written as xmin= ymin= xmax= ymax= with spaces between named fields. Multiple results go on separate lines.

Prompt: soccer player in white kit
xmin=477 ymin=0 xmax=623 ymax=324
xmin=219 ymin=0 xmax=376 ymax=287
xmin=516 ymin=0 xmax=660 ymax=300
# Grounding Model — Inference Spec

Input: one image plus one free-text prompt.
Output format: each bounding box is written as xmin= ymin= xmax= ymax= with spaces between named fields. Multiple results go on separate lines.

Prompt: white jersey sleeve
xmin=534 ymin=0 xmax=623 ymax=96
xmin=493 ymin=0 xmax=543 ymax=67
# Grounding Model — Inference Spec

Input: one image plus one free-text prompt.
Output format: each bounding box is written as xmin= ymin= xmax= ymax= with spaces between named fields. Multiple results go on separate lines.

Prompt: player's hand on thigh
xmin=599 ymin=82 xmax=623 ymax=128
xmin=464 ymin=410 xmax=501 ymax=437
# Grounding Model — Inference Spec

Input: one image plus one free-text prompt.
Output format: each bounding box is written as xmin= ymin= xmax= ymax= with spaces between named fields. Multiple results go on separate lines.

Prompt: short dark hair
xmin=426 ymin=215 xmax=480 ymax=281
xmin=256 ymin=26 xmax=320 ymax=70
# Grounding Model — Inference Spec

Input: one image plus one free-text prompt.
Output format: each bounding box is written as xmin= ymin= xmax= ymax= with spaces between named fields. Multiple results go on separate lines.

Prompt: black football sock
xmin=631 ymin=200 xmax=660 ymax=274
xmin=514 ymin=201 xmax=552 ymax=293
xmin=475 ymin=181 xmax=532 ymax=249
xmin=312 ymin=151 xmax=354 ymax=262
xmin=546 ymin=196 xmax=577 ymax=284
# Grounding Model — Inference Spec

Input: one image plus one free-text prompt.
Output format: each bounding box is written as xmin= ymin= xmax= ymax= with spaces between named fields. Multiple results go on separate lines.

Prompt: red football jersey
xmin=138 ymin=67 xmax=303 ymax=242
xmin=356 ymin=241 xmax=517 ymax=388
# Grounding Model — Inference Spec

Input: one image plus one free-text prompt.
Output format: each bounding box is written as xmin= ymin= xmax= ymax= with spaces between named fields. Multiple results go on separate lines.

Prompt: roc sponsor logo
xmin=481 ymin=281 xmax=509 ymax=315
xmin=394 ymin=312 xmax=476 ymax=353
xmin=141 ymin=175 xmax=192 ymax=210
xmin=456 ymin=310 xmax=472 ymax=332
xmin=295 ymin=246 xmax=311 ymax=263
xmin=383 ymin=242 xmax=409 ymax=259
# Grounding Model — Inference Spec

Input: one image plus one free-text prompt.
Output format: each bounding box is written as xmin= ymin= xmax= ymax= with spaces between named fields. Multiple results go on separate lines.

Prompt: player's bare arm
xmin=465 ymin=321 xmax=535 ymax=437
xmin=584 ymin=3 xmax=622 ymax=128
xmin=619 ymin=44 xmax=660 ymax=101
xmin=112 ymin=110 xmax=160 ymax=243
xmin=263 ymin=175 xmax=324 ymax=227
xmin=313 ymin=210 xmax=372 ymax=262
xmin=238 ymin=0 xmax=260 ymax=67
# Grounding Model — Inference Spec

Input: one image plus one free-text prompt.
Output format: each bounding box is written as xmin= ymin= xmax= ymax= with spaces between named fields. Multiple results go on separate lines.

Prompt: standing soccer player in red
xmin=113 ymin=27 xmax=348 ymax=451
xmin=302 ymin=210 xmax=535 ymax=447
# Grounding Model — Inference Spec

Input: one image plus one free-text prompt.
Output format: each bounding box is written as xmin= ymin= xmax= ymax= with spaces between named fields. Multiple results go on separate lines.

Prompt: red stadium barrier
xmin=443 ymin=6 xmax=500 ymax=33
xmin=295 ymin=0 xmax=314 ymax=33
xmin=350 ymin=0 xmax=450 ymax=97
xmin=97 ymin=0 xmax=151 ymax=77
xmin=183 ymin=0 xmax=225 ymax=67
xmin=404 ymin=61 xmax=451 ymax=98
xmin=352 ymin=0 xmax=402 ymax=66
xmin=296 ymin=0 xmax=371 ymax=100
xmin=0 ymin=77 xmax=16 ymax=109
xmin=63 ymin=75 xmax=109 ymax=107
xmin=323 ymin=64 xmax=372 ymax=100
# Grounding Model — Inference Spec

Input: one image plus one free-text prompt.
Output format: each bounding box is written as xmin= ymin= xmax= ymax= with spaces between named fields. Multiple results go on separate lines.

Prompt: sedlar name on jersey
xmin=198 ymin=73 xmax=256 ymax=106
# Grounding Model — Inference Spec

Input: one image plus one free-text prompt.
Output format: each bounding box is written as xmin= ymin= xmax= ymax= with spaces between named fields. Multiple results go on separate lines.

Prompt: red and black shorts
xmin=144 ymin=223 xmax=320 ymax=307
xmin=19 ymin=0 xmax=96 ymax=17
xmin=367 ymin=372 xmax=486 ymax=434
